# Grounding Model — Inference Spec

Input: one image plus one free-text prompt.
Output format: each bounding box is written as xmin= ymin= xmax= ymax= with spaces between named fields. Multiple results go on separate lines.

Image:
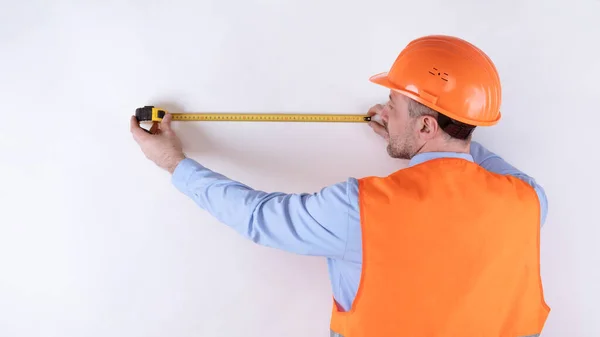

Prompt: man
xmin=131 ymin=35 xmax=550 ymax=336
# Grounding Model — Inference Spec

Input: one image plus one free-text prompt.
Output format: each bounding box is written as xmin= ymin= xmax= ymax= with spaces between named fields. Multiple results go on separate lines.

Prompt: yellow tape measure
xmin=135 ymin=106 xmax=371 ymax=123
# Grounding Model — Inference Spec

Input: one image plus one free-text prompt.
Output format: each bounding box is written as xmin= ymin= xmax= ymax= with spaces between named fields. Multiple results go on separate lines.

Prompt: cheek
xmin=386 ymin=107 xmax=404 ymax=125
xmin=387 ymin=122 xmax=405 ymax=139
xmin=387 ymin=115 xmax=406 ymax=133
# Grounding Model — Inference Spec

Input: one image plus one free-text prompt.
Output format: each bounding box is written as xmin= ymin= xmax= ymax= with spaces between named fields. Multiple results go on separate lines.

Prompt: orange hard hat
xmin=370 ymin=35 xmax=501 ymax=126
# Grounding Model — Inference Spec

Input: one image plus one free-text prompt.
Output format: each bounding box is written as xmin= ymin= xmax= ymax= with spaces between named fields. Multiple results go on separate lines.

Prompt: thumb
xmin=160 ymin=113 xmax=173 ymax=131
xmin=369 ymin=121 xmax=389 ymax=141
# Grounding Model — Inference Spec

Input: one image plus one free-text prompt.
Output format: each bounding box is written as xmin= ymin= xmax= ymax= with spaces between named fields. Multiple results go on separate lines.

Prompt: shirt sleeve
xmin=170 ymin=158 xmax=357 ymax=258
xmin=470 ymin=141 xmax=549 ymax=226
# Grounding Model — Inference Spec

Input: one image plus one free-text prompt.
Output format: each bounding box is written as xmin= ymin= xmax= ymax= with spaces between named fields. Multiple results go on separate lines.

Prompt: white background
xmin=1 ymin=0 xmax=599 ymax=336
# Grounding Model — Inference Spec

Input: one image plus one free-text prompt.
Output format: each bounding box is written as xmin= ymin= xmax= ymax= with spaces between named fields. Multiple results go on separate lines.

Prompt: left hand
xmin=367 ymin=103 xmax=389 ymax=141
xmin=130 ymin=113 xmax=186 ymax=174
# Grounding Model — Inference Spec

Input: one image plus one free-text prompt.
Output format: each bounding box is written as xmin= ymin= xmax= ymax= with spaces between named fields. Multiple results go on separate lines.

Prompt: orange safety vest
xmin=330 ymin=157 xmax=550 ymax=337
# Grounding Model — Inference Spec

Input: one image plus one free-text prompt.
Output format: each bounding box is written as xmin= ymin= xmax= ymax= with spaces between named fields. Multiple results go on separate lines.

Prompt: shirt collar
xmin=408 ymin=152 xmax=474 ymax=167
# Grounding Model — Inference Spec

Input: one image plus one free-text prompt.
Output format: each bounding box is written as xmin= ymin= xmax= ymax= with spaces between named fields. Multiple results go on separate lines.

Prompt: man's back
xmin=330 ymin=158 xmax=550 ymax=336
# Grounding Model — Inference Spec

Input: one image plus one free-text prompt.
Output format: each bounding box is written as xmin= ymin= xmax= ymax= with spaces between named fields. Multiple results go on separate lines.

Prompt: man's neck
xmin=418 ymin=139 xmax=471 ymax=155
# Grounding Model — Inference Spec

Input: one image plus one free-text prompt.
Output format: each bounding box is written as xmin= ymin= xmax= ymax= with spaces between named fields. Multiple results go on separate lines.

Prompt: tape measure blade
xmin=170 ymin=113 xmax=369 ymax=122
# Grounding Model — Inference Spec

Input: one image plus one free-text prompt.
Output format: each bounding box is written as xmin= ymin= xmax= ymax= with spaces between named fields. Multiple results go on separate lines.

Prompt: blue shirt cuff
xmin=171 ymin=157 xmax=206 ymax=195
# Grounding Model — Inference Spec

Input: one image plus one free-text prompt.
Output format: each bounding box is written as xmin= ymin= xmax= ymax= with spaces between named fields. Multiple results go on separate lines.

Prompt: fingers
xmin=149 ymin=122 xmax=160 ymax=134
xmin=369 ymin=121 xmax=389 ymax=141
xmin=130 ymin=116 xmax=150 ymax=141
xmin=366 ymin=104 xmax=389 ymax=140
xmin=367 ymin=103 xmax=384 ymax=117
xmin=160 ymin=113 xmax=173 ymax=131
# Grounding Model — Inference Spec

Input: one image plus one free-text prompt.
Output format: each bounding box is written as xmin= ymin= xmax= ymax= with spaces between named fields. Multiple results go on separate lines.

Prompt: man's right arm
xmin=470 ymin=141 xmax=549 ymax=226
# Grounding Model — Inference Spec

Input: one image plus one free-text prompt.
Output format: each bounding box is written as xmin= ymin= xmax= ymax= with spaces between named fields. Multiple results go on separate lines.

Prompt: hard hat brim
xmin=369 ymin=72 xmax=501 ymax=127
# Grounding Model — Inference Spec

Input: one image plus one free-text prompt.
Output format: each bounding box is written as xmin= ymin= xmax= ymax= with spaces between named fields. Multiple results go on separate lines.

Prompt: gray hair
xmin=407 ymin=98 xmax=439 ymax=119
xmin=407 ymin=98 xmax=474 ymax=141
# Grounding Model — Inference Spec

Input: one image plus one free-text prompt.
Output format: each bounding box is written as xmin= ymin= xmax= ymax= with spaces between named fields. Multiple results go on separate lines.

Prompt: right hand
xmin=367 ymin=104 xmax=389 ymax=141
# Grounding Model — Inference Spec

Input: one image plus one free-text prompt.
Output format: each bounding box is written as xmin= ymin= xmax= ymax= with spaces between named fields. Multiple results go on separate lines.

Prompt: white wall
xmin=1 ymin=1 xmax=598 ymax=336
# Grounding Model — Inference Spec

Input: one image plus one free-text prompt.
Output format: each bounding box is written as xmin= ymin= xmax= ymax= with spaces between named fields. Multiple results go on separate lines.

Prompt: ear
xmin=417 ymin=115 xmax=440 ymax=140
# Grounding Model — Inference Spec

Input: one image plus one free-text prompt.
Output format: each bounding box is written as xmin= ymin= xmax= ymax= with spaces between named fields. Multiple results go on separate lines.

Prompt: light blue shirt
xmin=171 ymin=141 xmax=548 ymax=311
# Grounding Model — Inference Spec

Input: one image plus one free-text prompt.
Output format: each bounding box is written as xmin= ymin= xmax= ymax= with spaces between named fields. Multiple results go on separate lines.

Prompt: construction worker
xmin=131 ymin=35 xmax=550 ymax=336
